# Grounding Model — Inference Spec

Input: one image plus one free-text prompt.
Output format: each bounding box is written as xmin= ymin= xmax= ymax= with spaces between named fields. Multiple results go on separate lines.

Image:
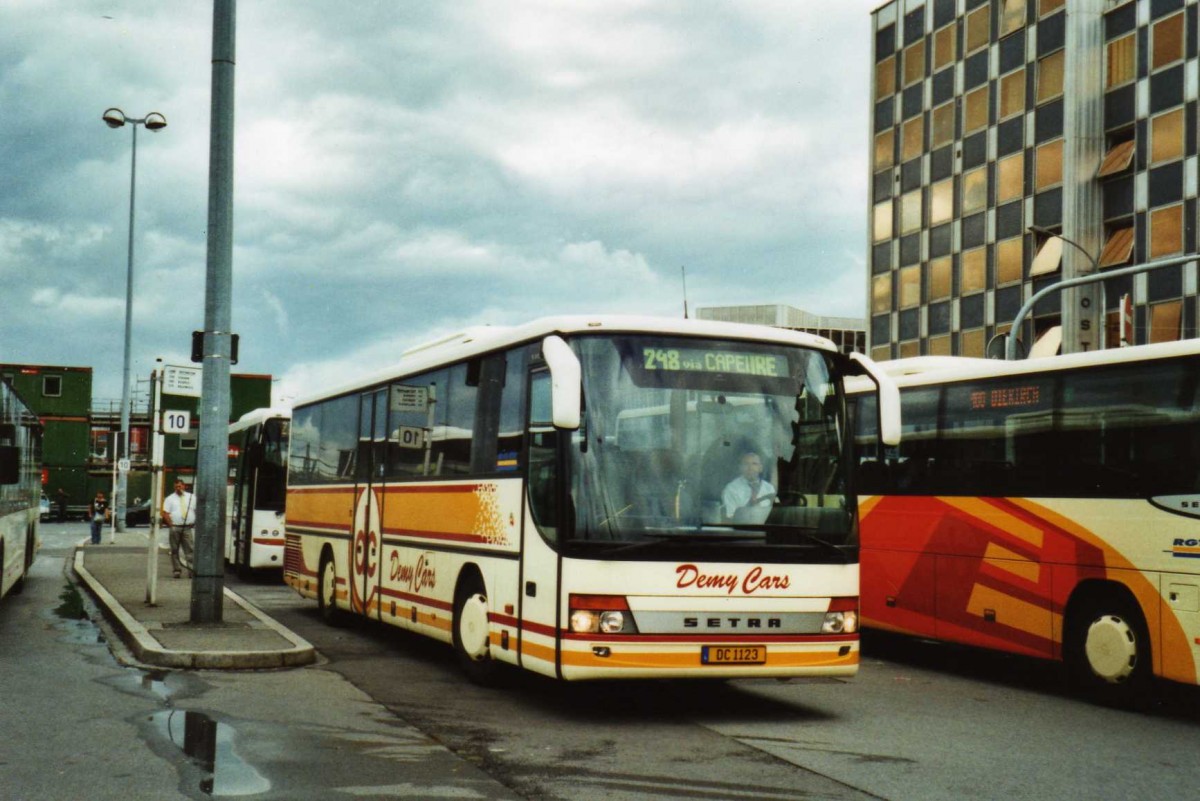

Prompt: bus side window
xmin=527 ymin=370 xmax=557 ymax=540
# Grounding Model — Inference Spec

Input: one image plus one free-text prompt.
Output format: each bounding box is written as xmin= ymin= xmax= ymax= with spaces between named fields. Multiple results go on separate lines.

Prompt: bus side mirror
xmin=848 ymin=353 xmax=901 ymax=447
xmin=0 ymin=445 xmax=19 ymax=485
xmin=541 ymin=335 xmax=581 ymax=430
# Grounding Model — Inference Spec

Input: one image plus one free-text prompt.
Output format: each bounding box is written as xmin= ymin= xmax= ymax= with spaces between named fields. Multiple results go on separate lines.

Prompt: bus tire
xmin=1065 ymin=590 xmax=1151 ymax=707
xmin=453 ymin=575 xmax=500 ymax=686
xmin=317 ymin=551 xmax=343 ymax=627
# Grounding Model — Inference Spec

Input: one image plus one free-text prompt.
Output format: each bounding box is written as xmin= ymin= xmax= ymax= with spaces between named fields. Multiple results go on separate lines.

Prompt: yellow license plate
xmin=701 ymin=645 xmax=766 ymax=665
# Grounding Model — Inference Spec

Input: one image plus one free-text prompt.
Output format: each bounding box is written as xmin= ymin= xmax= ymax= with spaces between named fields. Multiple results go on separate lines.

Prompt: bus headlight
xmin=568 ymin=594 xmax=637 ymax=634
xmin=821 ymin=597 xmax=859 ymax=634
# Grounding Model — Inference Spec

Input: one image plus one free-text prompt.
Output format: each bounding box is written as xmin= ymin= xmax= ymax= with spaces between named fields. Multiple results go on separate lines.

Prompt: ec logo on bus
xmin=351 ymin=488 xmax=382 ymax=614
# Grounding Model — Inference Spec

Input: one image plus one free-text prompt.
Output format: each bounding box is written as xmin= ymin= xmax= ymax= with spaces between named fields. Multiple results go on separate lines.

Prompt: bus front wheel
xmin=1065 ymin=592 xmax=1151 ymax=706
xmin=317 ymin=552 xmax=343 ymax=626
xmin=453 ymin=577 xmax=499 ymax=686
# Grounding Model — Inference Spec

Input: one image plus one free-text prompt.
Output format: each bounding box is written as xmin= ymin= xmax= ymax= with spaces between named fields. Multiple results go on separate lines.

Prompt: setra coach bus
xmin=284 ymin=315 xmax=899 ymax=682
xmin=1 ymin=379 xmax=42 ymax=602
xmin=852 ymin=341 xmax=1200 ymax=703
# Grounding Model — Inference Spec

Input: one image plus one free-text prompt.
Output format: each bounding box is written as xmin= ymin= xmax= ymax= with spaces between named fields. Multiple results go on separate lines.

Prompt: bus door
xmin=352 ymin=389 xmax=388 ymax=619
xmin=229 ymin=427 xmax=255 ymax=568
xmin=519 ymin=367 xmax=563 ymax=674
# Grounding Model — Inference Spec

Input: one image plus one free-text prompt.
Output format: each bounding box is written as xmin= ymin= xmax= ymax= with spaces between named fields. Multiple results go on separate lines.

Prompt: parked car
xmin=125 ymin=498 xmax=152 ymax=527
xmin=40 ymin=493 xmax=51 ymax=522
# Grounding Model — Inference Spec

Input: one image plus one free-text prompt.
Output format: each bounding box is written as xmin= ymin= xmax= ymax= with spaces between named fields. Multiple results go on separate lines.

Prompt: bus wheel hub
xmin=1084 ymin=614 xmax=1137 ymax=683
xmin=459 ymin=593 xmax=490 ymax=660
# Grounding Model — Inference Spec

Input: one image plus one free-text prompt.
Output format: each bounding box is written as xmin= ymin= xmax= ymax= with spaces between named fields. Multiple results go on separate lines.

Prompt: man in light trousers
xmin=162 ymin=479 xmax=196 ymax=578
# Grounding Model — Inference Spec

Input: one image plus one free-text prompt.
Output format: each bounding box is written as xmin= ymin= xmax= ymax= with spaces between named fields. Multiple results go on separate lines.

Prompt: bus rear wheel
xmin=1065 ymin=593 xmax=1150 ymax=706
xmin=317 ymin=552 xmax=343 ymax=627
xmin=453 ymin=577 xmax=500 ymax=686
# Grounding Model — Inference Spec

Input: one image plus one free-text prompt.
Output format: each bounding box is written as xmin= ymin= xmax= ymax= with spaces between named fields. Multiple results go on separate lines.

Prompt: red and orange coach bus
xmin=284 ymin=315 xmax=899 ymax=682
xmin=852 ymin=341 xmax=1200 ymax=703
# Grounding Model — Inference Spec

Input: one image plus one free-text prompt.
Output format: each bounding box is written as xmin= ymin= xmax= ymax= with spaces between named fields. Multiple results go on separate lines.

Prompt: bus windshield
xmin=560 ymin=335 xmax=852 ymax=561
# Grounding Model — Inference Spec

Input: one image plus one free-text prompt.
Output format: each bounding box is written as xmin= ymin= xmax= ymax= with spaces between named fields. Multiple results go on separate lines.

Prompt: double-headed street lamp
xmin=103 ymin=108 xmax=167 ymax=532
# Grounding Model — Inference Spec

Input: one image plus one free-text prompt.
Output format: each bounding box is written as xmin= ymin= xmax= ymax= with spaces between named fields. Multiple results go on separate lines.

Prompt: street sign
xmin=162 ymin=364 xmax=203 ymax=397
xmin=117 ymin=458 xmax=131 ymax=473
xmin=391 ymin=384 xmax=429 ymax=413
xmin=394 ymin=425 xmax=426 ymax=449
xmin=163 ymin=409 xmax=191 ymax=434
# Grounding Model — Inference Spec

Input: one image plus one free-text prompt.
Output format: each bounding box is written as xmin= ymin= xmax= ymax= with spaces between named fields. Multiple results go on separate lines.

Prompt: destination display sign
xmin=640 ymin=347 xmax=788 ymax=378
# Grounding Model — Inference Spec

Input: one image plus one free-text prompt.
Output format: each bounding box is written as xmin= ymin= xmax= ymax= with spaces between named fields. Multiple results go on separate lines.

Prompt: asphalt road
xmin=230 ymin=568 xmax=1200 ymax=801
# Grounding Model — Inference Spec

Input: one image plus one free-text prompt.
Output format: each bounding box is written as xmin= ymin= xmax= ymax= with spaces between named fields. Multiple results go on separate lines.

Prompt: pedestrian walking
xmin=162 ymin=479 xmax=196 ymax=578
xmin=88 ymin=491 xmax=110 ymax=545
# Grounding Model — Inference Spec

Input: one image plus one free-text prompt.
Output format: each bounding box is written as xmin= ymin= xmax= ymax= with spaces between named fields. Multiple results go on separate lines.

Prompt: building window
xmin=1098 ymin=224 xmax=1134 ymax=267
xmin=962 ymin=247 xmax=987 ymax=293
xmin=1149 ymin=203 xmax=1183 ymax=258
xmin=875 ymin=129 xmax=895 ymax=171
xmin=1150 ymin=109 xmax=1184 ymax=164
xmin=961 ymin=328 xmax=986 ymax=357
xmin=1097 ymin=137 xmax=1136 ymax=177
xmin=876 ymin=56 xmax=897 ymax=99
xmin=933 ymin=24 xmax=956 ymax=72
xmin=42 ymin=375 xmax=62 ymax=397
xmin=929 ymin=334 xmax=952 ymax=355
xmin=1106 ymin=34 xmax=1135 ymax=88
xmin=900 ymin=189 xmax=922 ymax=235
xmin=897 ymin=340 xmax=919 ymax=358
xmin=1037 ymin=50 xmax=1065 ymax=103
xmin=1152 ymin=13 xmax=1184 ymax=72
xmin=871 ymin=345 xmax=891 ymax=362
xmin=904 ymin=40 xmax=926 ymax=87
xmin=962 ymin=166 xmax=988 ymax=214
xmin=996 ymin=237 xmax=1024 ymax=285
xmin=1029 ymin=234 xmax=1063 ymax=277
xmin=997 ymin=152 xmax=1024 ymax=202
xmin=999 ymin=68 xmax=1025 ymax=120
xmin=930 ymin=179 xmax=953 ymax=226
xmin=1039 ymin=0 xmax=1064 ymax=15
xmin=1149 ymin=299 xmax=1183 ymax=344
xmin=180 ymin=437 xmax=199 ymax=451
xmin=874 ymin=200 xmax=894 ymax=242
xmin=964 ymin=85 xmax=989 ymax=133
xmin=902 ymin=116 xmax=924 ymax=162
xmin=1035 ymin=138 xmax=1064 ymax=189
xmin=966 ymin=6 xmax=990 ymax=54
xmin=872 ymin=274 xmax=892 ymax=314
xmin=931 ymin=101 xmax=955 ymax=148
xmin=1000 ymin=0 xmax=1026 ymax=38
xmin=900 ymin=265 xmax=921 ymax=308
xmin=930 ymin=256 xmax=952 ymax=301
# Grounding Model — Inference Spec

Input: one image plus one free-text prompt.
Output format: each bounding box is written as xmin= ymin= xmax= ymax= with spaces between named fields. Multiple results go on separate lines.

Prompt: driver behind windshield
xmin=722 ymin=451 xmax=776 ymax=521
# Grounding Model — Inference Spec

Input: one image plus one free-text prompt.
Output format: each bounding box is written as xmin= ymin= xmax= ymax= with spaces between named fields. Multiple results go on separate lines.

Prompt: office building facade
xmin=868 ymin=0 xmax=1199 ymax=360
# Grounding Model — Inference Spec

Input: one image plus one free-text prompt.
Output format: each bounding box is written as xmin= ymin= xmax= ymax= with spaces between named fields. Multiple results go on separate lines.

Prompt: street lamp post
xmin=103 ymin=107 xmax=167 ymax=532
xmin=1027 ymin=224 xmax=1105 ymax=353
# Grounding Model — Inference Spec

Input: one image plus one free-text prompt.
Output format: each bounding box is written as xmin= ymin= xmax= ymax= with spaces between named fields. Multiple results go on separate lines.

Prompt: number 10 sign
xmin=163 ymin=410 xmax=191 ymax=435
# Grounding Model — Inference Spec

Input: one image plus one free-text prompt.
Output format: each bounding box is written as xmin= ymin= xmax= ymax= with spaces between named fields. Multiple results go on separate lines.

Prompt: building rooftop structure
xmin=696 ymin=304 xmax=866 ymax=354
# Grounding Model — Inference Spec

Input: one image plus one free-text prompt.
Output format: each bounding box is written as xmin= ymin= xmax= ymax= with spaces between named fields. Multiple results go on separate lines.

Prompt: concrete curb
xmin=73 ymin=549 xmax=317 ymax=670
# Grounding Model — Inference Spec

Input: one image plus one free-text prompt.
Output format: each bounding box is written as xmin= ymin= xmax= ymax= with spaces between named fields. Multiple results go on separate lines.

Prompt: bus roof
xmin=229 ymin=406 xmax=291 ymax=434
xmin=292 ymin=314 xmax=842 ymax=408
xmin=852 ymin=338 xmax=1200 ymax=391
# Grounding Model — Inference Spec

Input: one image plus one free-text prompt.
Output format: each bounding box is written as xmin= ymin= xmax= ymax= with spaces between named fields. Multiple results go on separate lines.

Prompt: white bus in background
xmin=284 ymin=315 xmax=899 ymax=683
xmin=0 ymin=379 xmax=42 ymax=601
xmin=226 ymin=407 xmax=290 ymax=576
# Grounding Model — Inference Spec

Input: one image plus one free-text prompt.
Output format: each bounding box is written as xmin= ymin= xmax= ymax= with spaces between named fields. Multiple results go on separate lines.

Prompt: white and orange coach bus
xmin=1 ymin=378 xmax=42 ymax=603
xmin=226 ymin=408 xmax=290 ymax=576
xmin=851 ymin=341 xmax=1200 ymax=703
xmin=283 ymin=315 xmax=899 ymax=683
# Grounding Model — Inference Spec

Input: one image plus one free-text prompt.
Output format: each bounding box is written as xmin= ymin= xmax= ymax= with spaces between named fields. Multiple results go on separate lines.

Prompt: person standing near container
xmin=88 ymin=491 xmax=110 ymax=545
xmin=161 ymin=479 xmax=196 ymax=578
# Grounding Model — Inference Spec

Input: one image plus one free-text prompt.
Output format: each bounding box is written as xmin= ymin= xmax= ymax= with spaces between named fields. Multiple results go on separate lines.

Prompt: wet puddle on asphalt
xmin=147 ymin=709 xmax=271 ymax=797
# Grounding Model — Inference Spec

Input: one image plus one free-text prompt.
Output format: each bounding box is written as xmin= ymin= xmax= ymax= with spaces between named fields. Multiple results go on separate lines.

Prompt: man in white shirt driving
xmin=722 ymin=451 xmax=776 ymax=522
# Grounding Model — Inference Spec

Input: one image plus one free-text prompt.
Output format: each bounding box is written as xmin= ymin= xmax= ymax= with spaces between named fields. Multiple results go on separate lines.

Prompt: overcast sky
xmin=1 ymin=1 xmax=880 ymax=406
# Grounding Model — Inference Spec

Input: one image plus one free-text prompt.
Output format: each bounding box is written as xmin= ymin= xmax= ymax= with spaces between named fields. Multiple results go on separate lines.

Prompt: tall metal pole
xmin=115 ymin=122 xmax=139 ymax=534
xmin=192 ymin=0 xmax=237 ymax=622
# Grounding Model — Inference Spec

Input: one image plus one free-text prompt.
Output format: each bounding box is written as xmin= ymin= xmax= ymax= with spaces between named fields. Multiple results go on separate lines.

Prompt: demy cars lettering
xmin=675 ymin=563 xmax=790 ymax=595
